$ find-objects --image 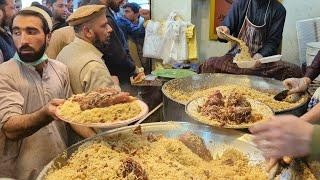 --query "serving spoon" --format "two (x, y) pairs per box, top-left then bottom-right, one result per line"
(273, 90), (300, 103)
